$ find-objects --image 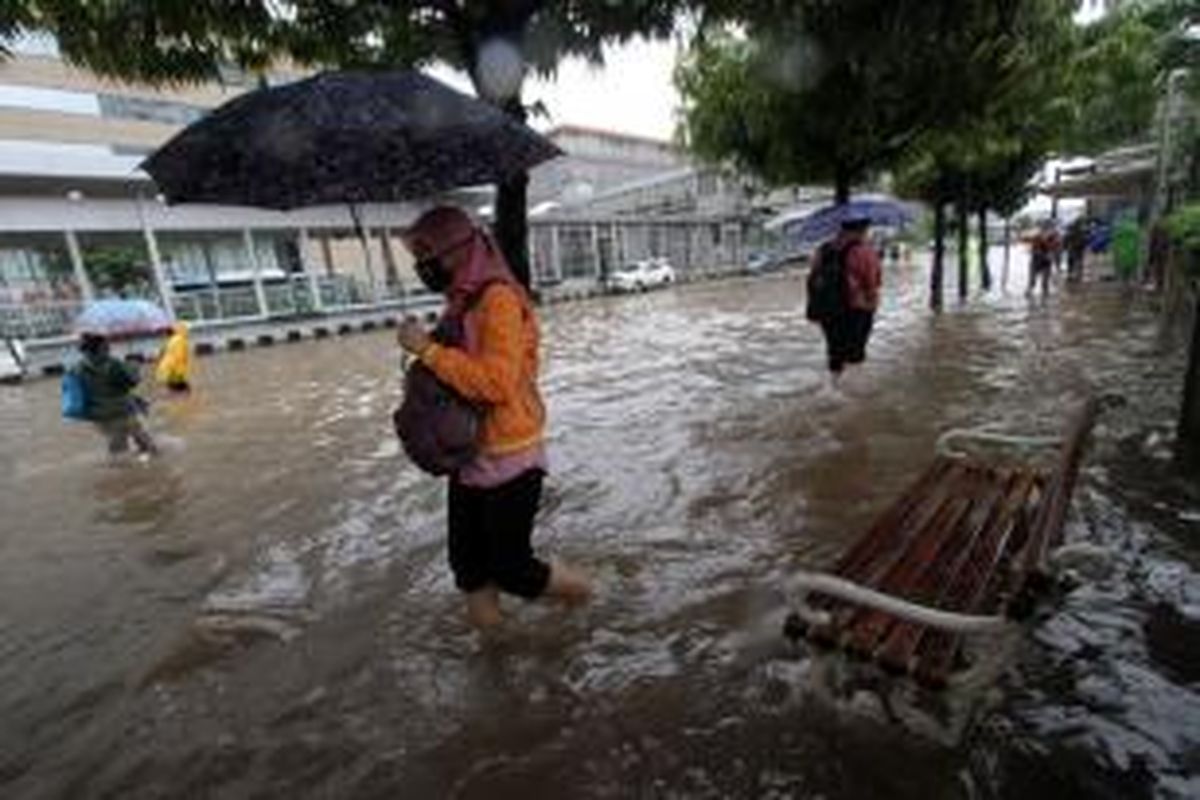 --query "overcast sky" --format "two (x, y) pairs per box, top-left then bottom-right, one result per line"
(431, 37), (682, 143)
